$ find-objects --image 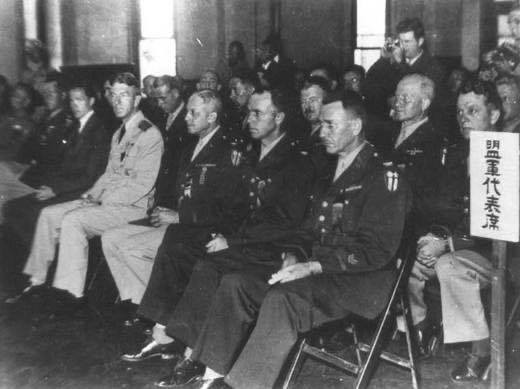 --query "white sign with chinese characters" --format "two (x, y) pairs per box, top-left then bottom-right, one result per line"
(470, 131), (519, 242)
